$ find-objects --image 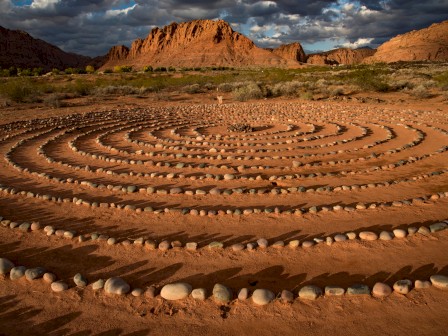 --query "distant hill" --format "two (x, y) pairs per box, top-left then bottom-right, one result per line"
(0, 26), (94, 71)
(363, 20), (448, 63)
(2, 19), (448, 72)
(306, 47), (376, 65)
